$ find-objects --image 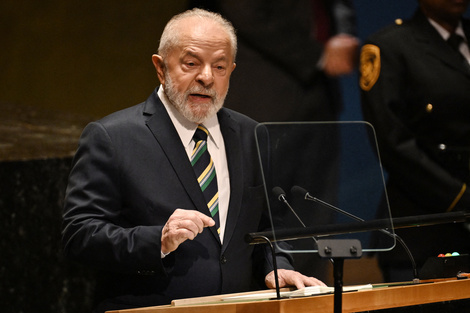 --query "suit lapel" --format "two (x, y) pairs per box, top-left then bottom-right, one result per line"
(218, 109), (244, 252)
(144, 91), (221, 242)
